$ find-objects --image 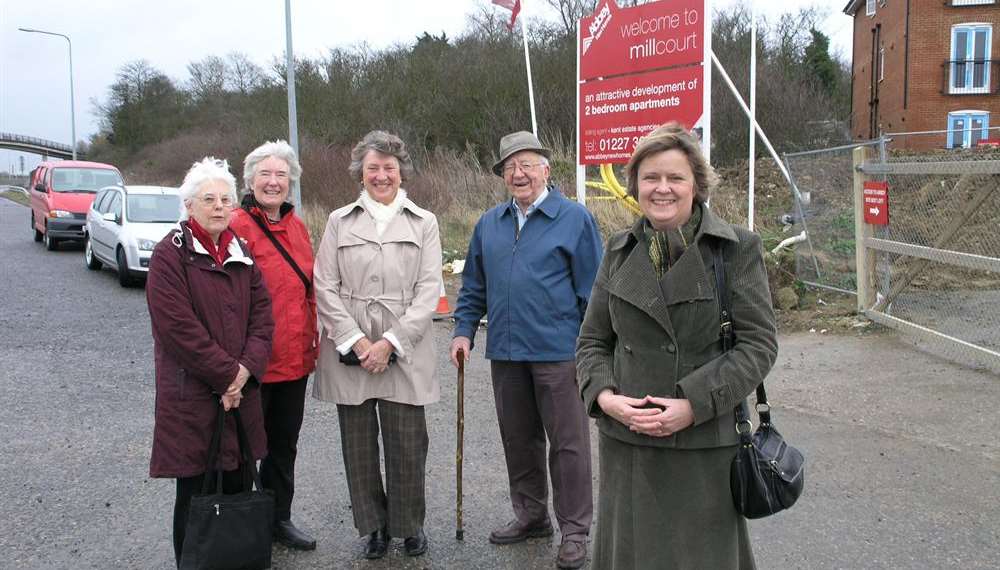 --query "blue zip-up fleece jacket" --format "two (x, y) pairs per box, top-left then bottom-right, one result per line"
(453, 188), (604, 362)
